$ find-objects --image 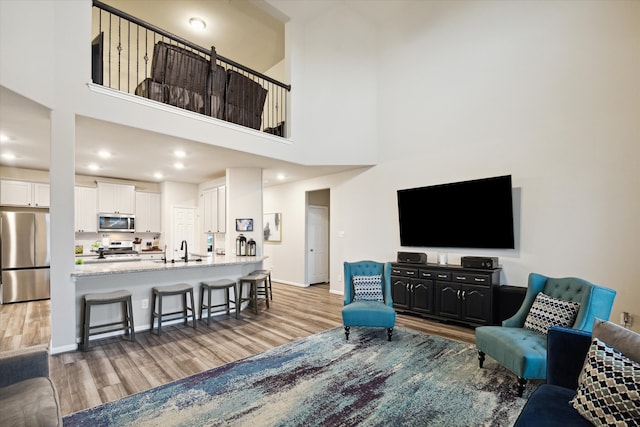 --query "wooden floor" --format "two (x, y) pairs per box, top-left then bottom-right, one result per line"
(0, 282), (476, 416)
